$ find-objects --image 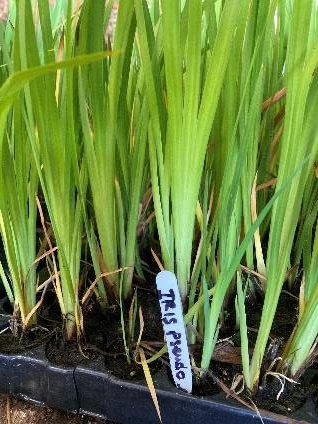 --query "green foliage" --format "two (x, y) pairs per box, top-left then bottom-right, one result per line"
(0, 0), (317, 393)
